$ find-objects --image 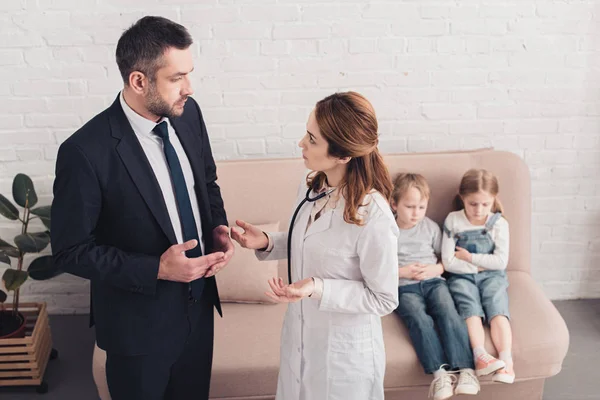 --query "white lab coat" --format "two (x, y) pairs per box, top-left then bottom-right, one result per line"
(257, 184), (399, 400)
